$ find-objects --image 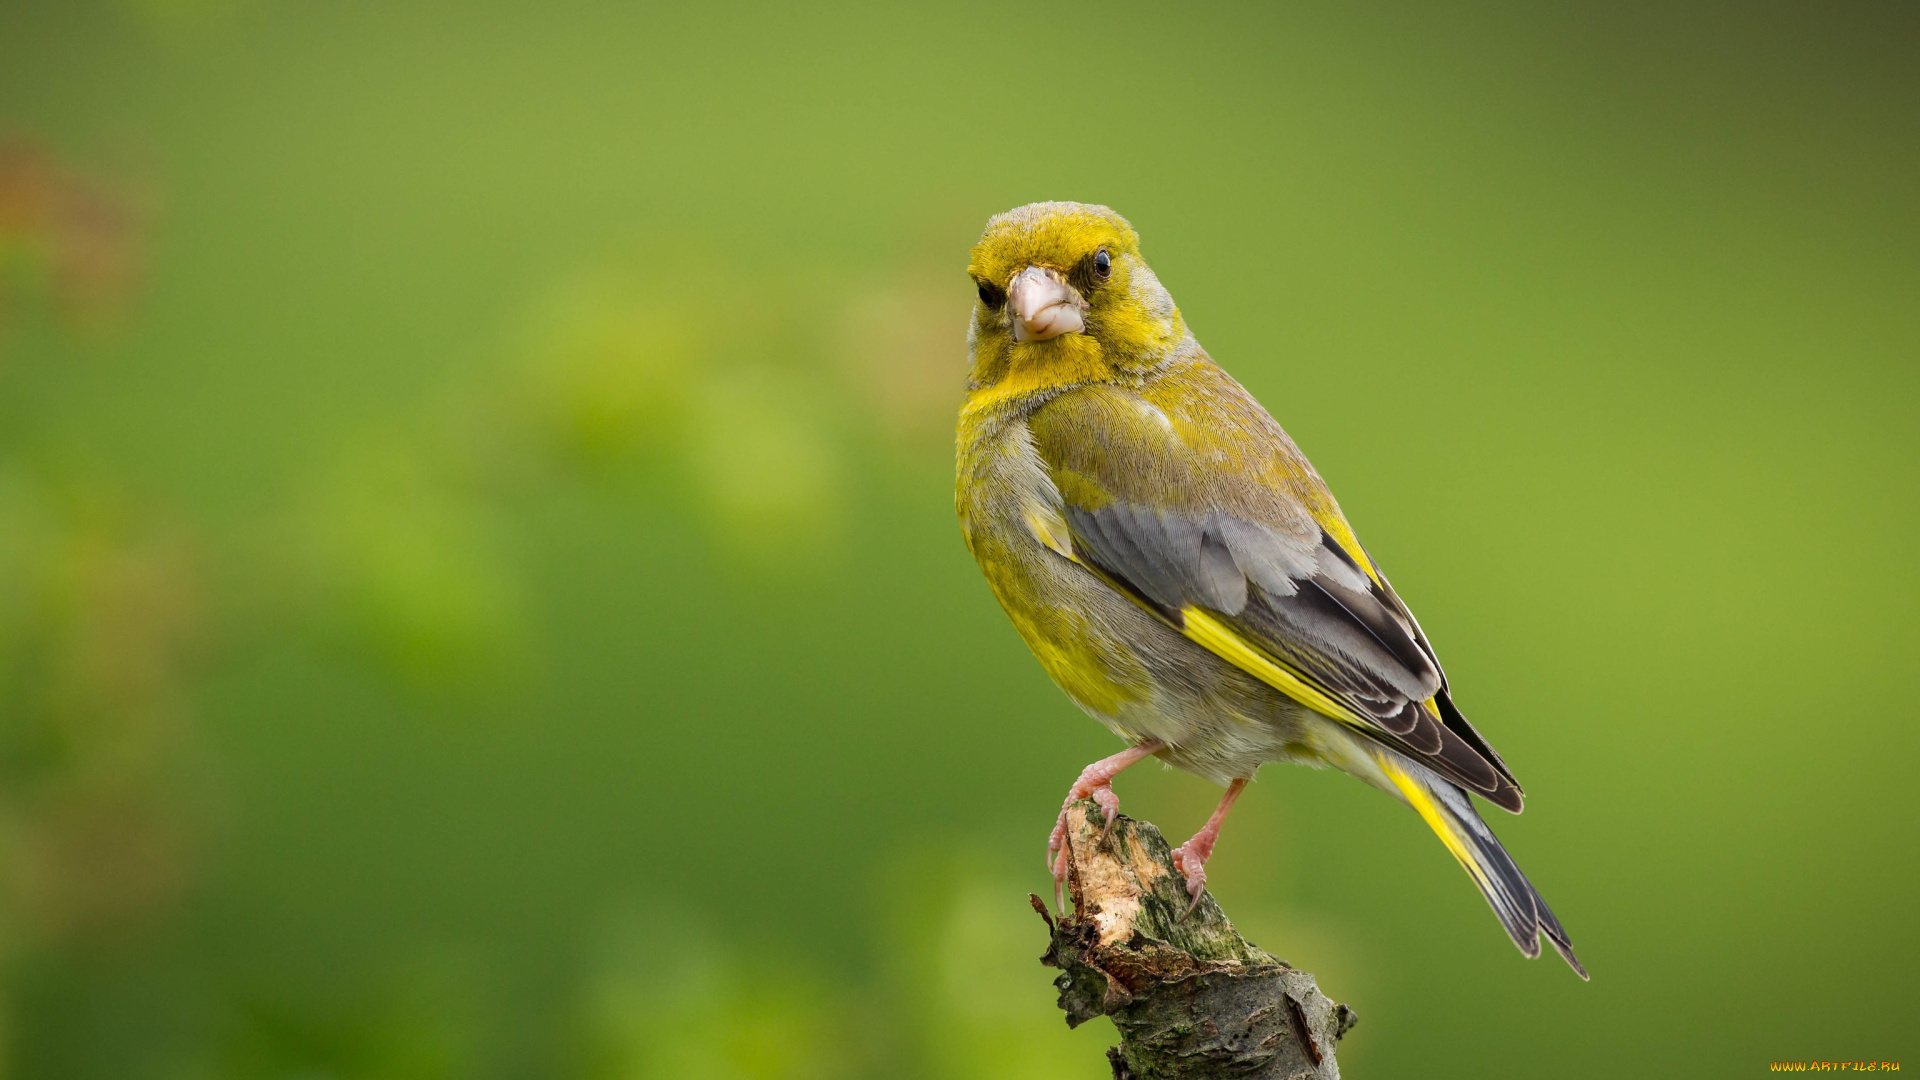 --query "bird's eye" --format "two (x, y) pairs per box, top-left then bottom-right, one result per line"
(1093, 248), (1112, 280)
(976, 279), (1005, 309)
